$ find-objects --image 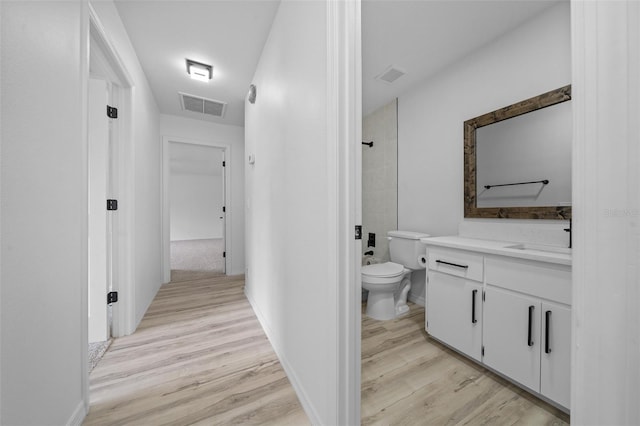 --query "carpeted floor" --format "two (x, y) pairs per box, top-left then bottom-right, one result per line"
(88, 339), (112, 372)
(170, 238), (225, 282)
